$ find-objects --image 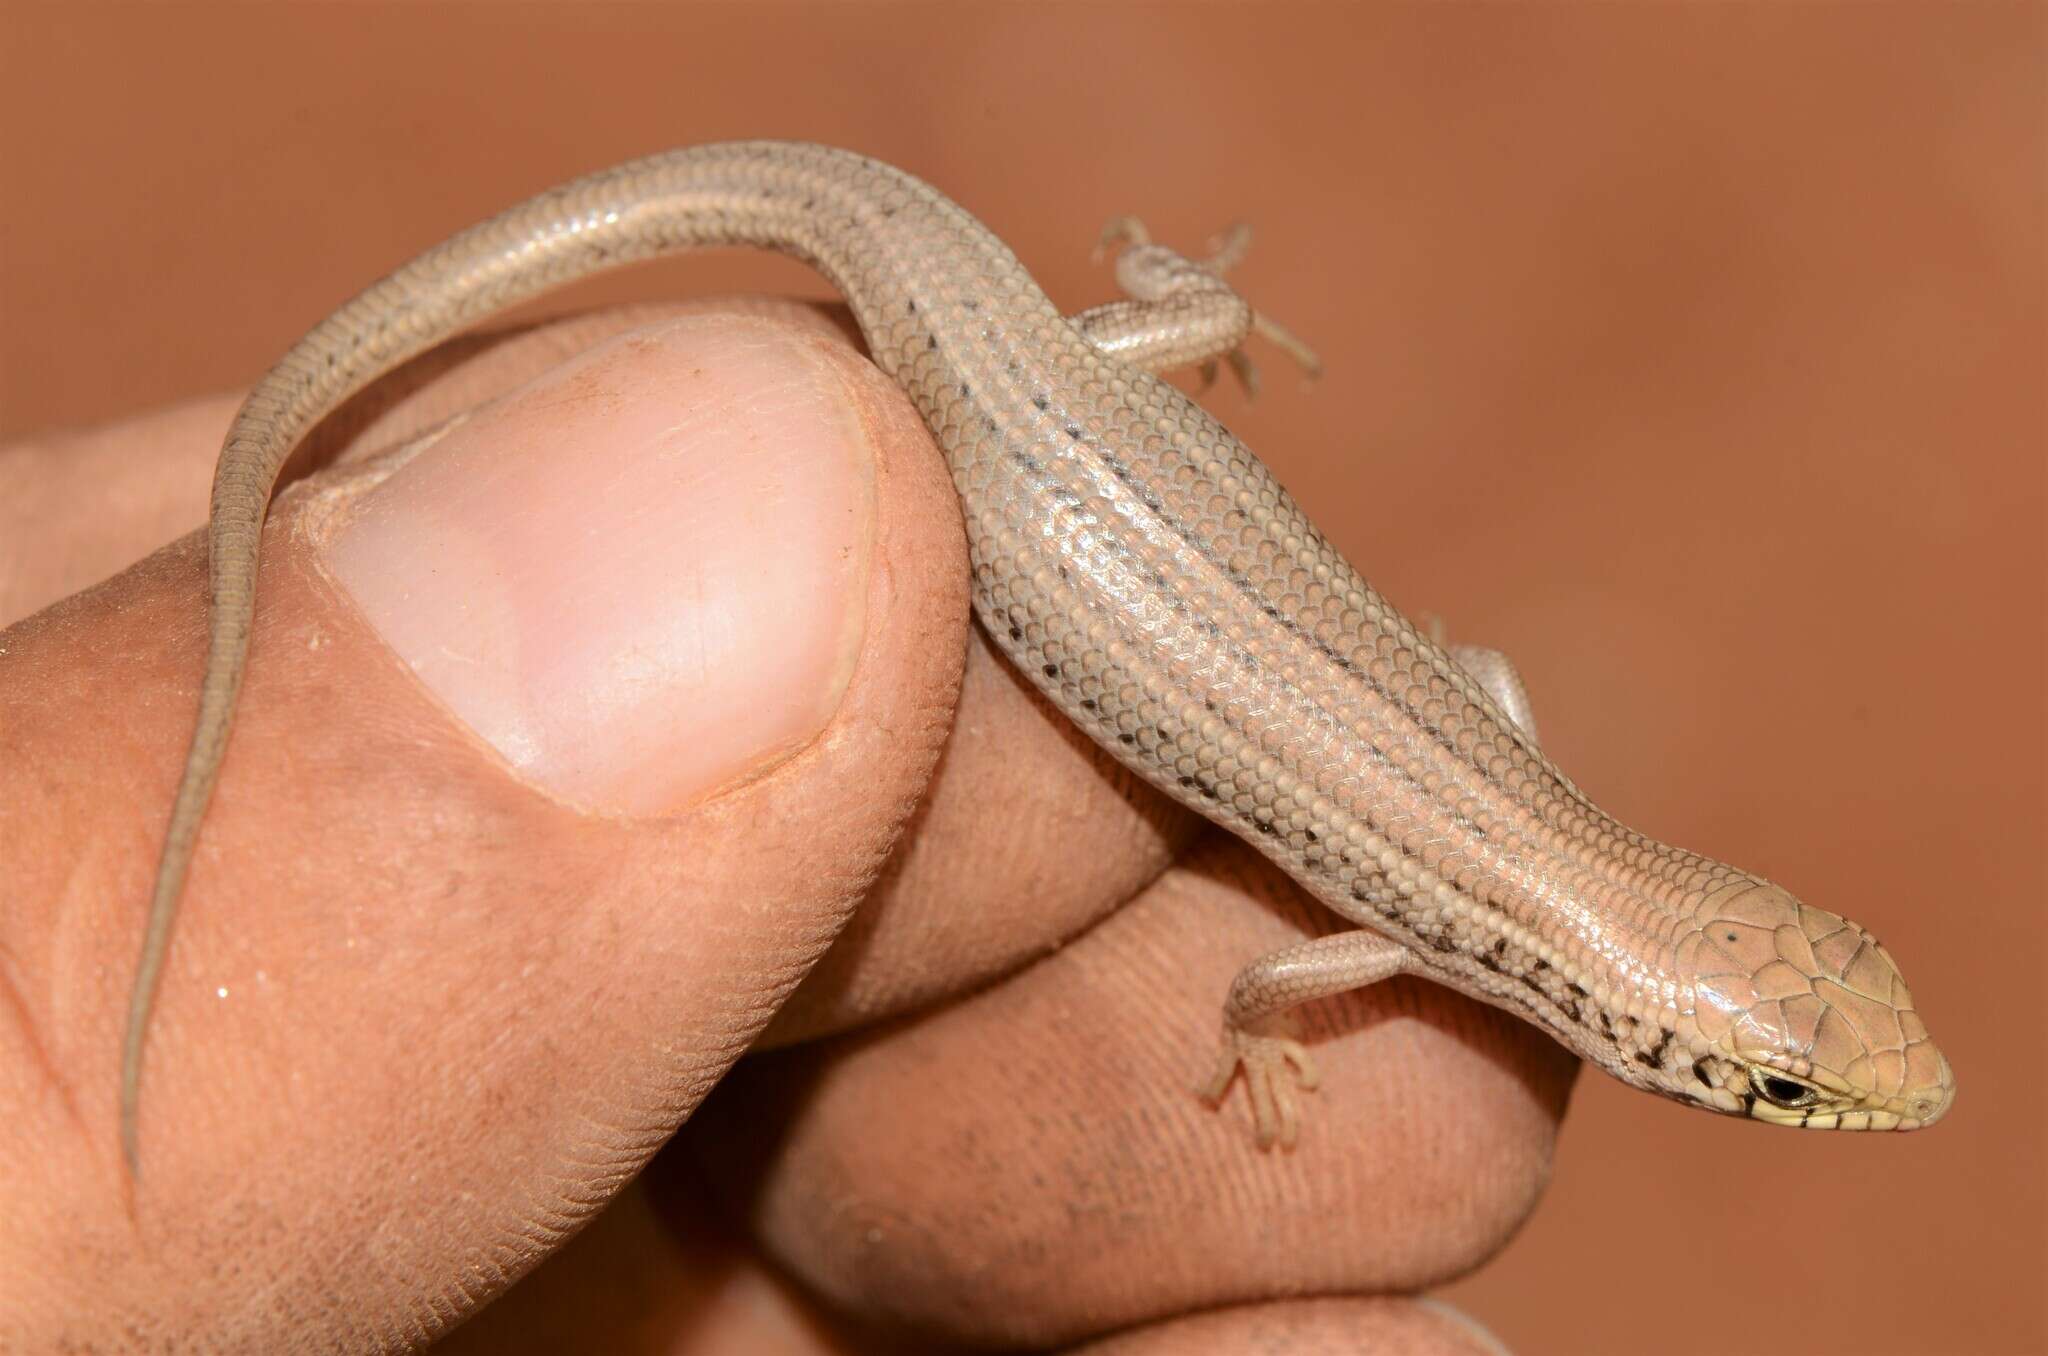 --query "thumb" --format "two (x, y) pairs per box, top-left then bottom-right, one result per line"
(0, 314), (968, 1349)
